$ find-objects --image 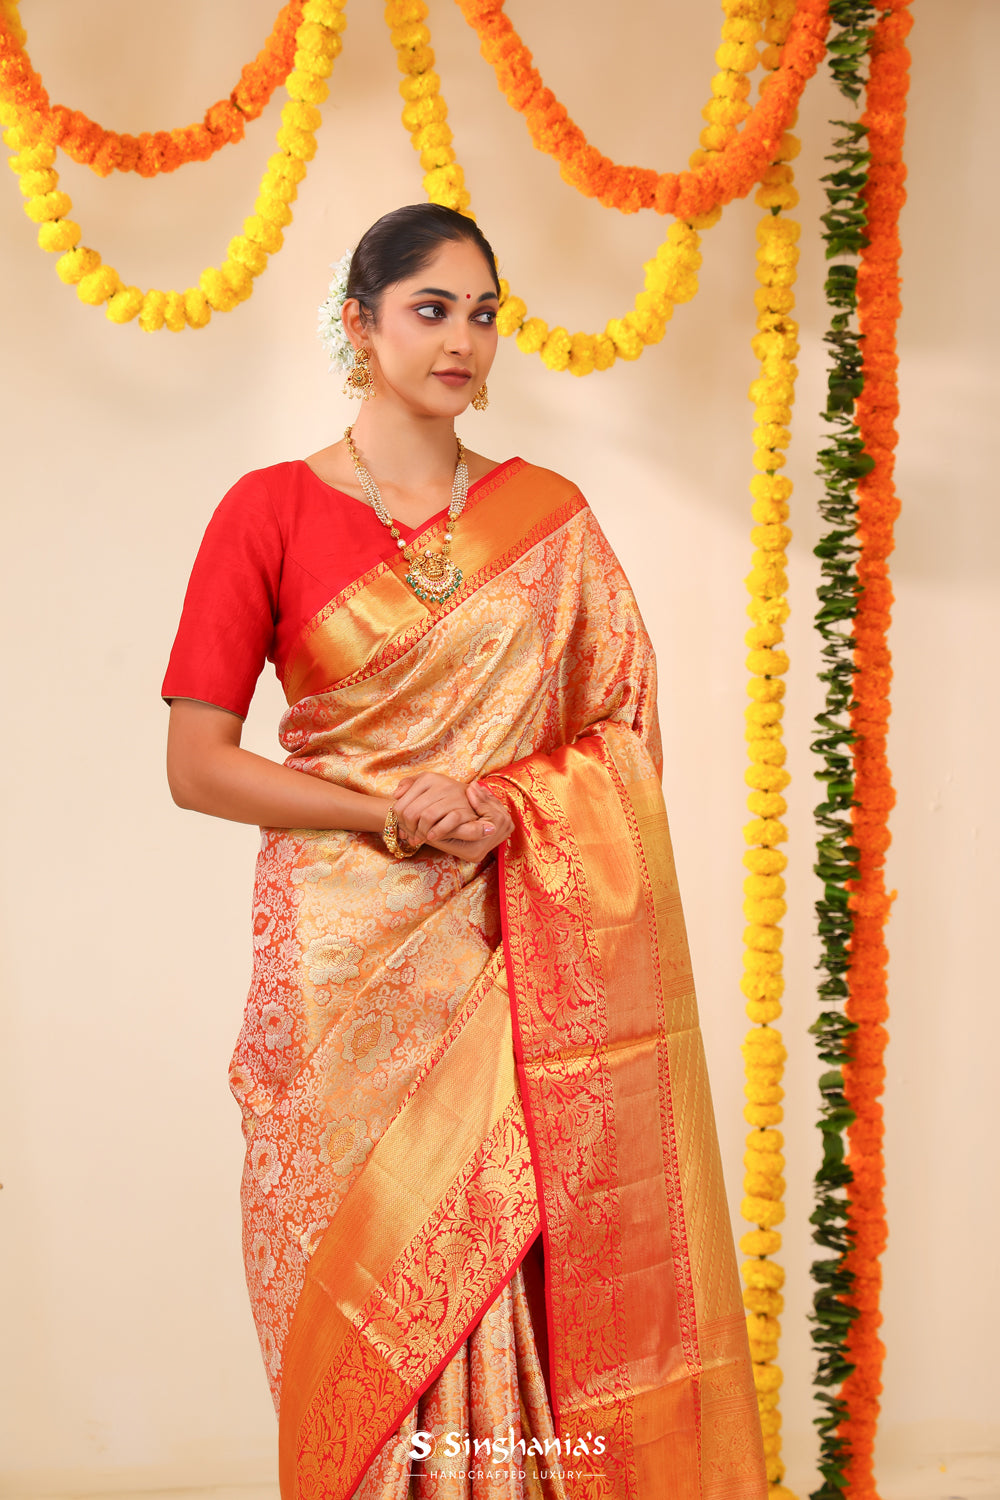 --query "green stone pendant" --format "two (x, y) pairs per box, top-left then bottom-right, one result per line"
(405, 549), (463, 604)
